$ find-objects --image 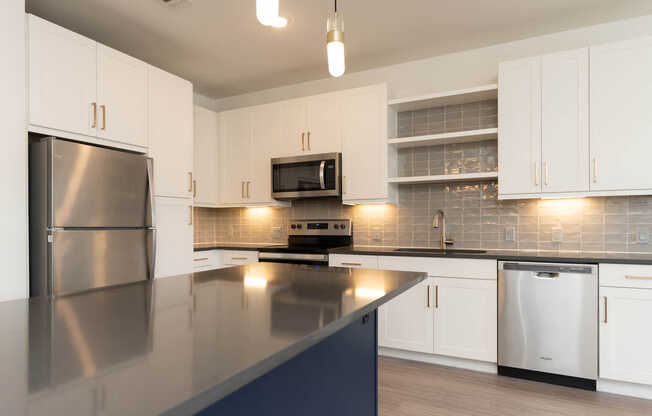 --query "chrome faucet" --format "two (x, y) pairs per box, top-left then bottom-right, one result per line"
(432, 210), (454, 249)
